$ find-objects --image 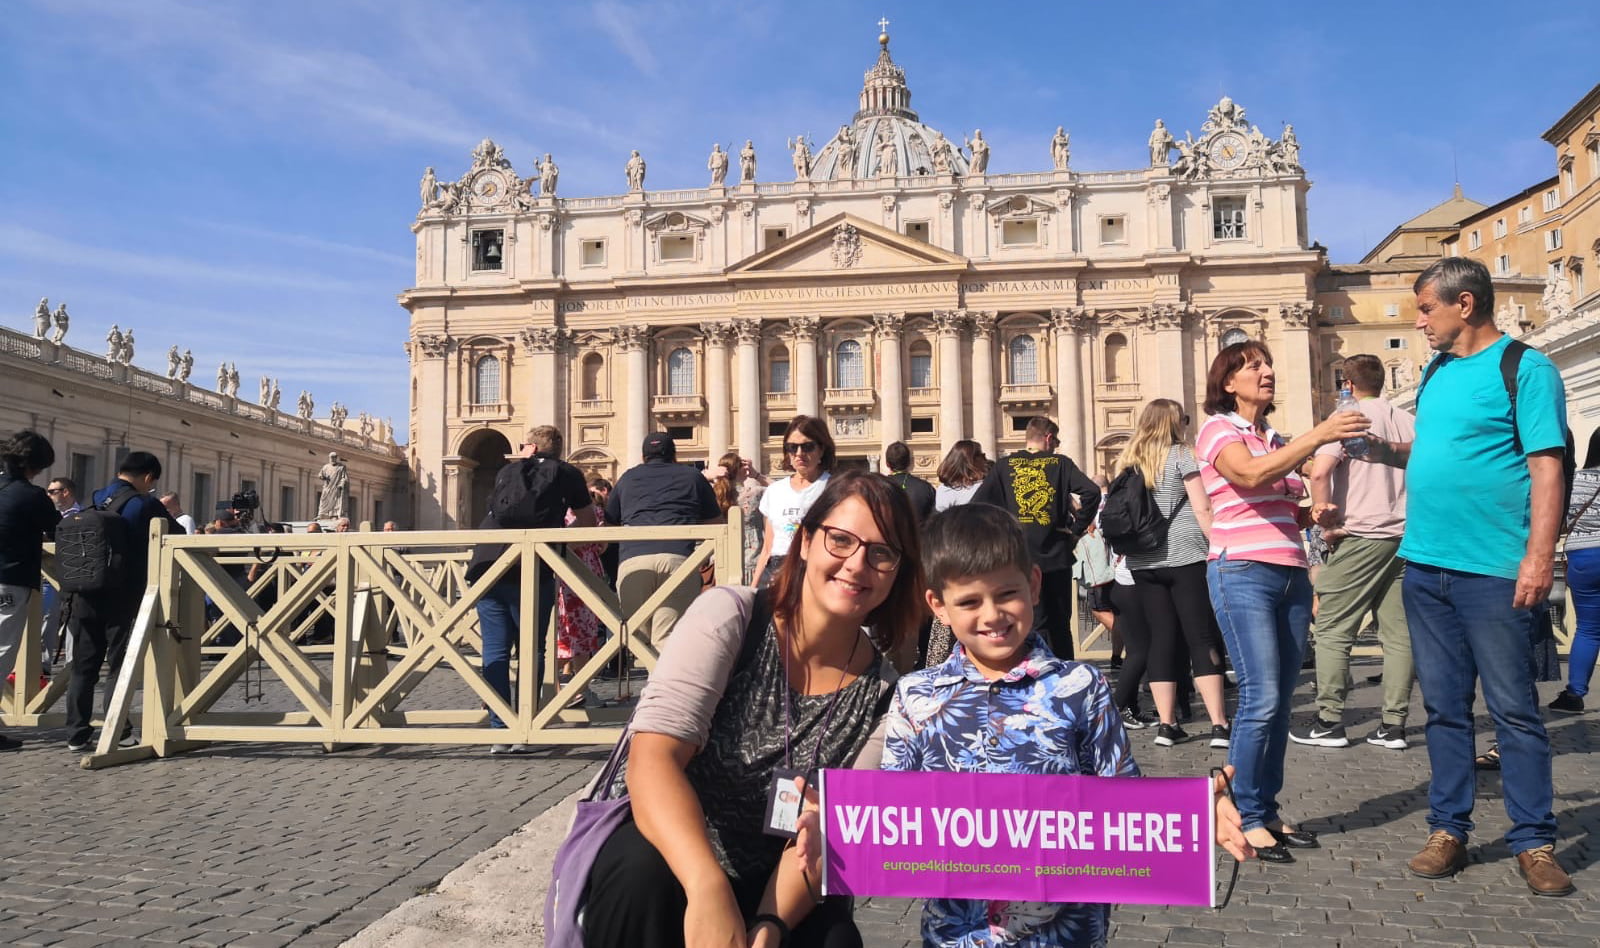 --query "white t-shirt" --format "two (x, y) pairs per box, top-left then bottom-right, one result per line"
(758, 472), (831, 557)
(176, 514), (197, 535)
(934, 482), (981, 511)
